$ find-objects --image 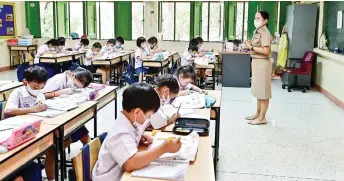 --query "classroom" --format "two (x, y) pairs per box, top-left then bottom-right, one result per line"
(0, 1), (343, 181)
